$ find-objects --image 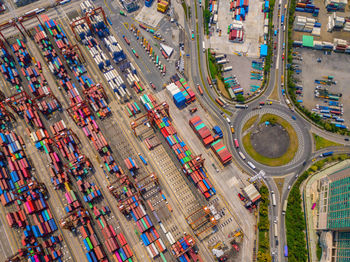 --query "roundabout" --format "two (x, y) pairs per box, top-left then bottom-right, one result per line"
(242, 113), (298, 166)
(234, 105), (312, 175)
